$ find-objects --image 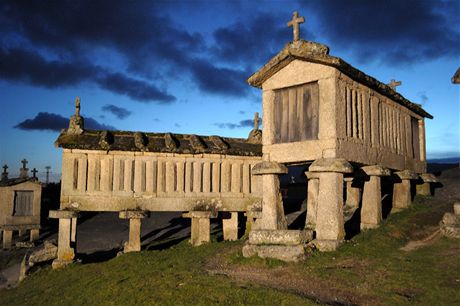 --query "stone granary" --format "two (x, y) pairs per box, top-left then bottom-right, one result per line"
(0, 161), (42, 249)
(51, 12), (436, 266)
